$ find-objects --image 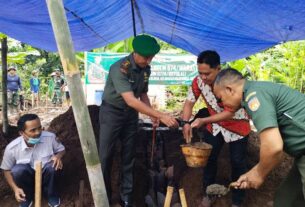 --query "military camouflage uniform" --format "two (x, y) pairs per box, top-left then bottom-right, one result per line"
(52, 76), (64, 105)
